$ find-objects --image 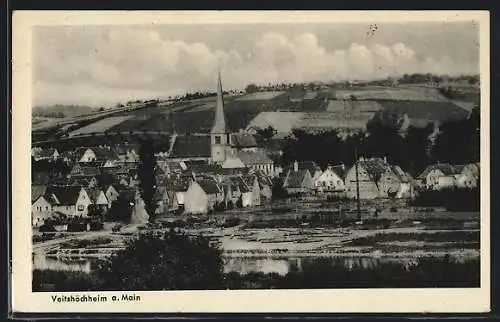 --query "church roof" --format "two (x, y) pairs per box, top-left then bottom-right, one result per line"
(169, 135), (212, 159)
(211, 71), (230, 134)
